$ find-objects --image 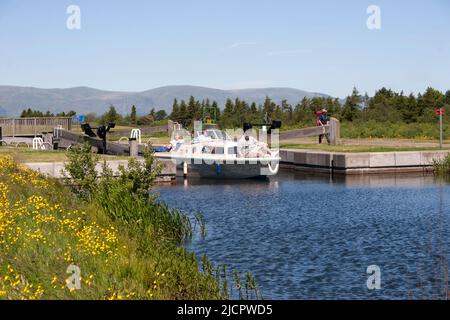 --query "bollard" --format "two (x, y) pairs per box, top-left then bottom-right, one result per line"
(129, 138), (138, 157)
(183, 161), (188, 179)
